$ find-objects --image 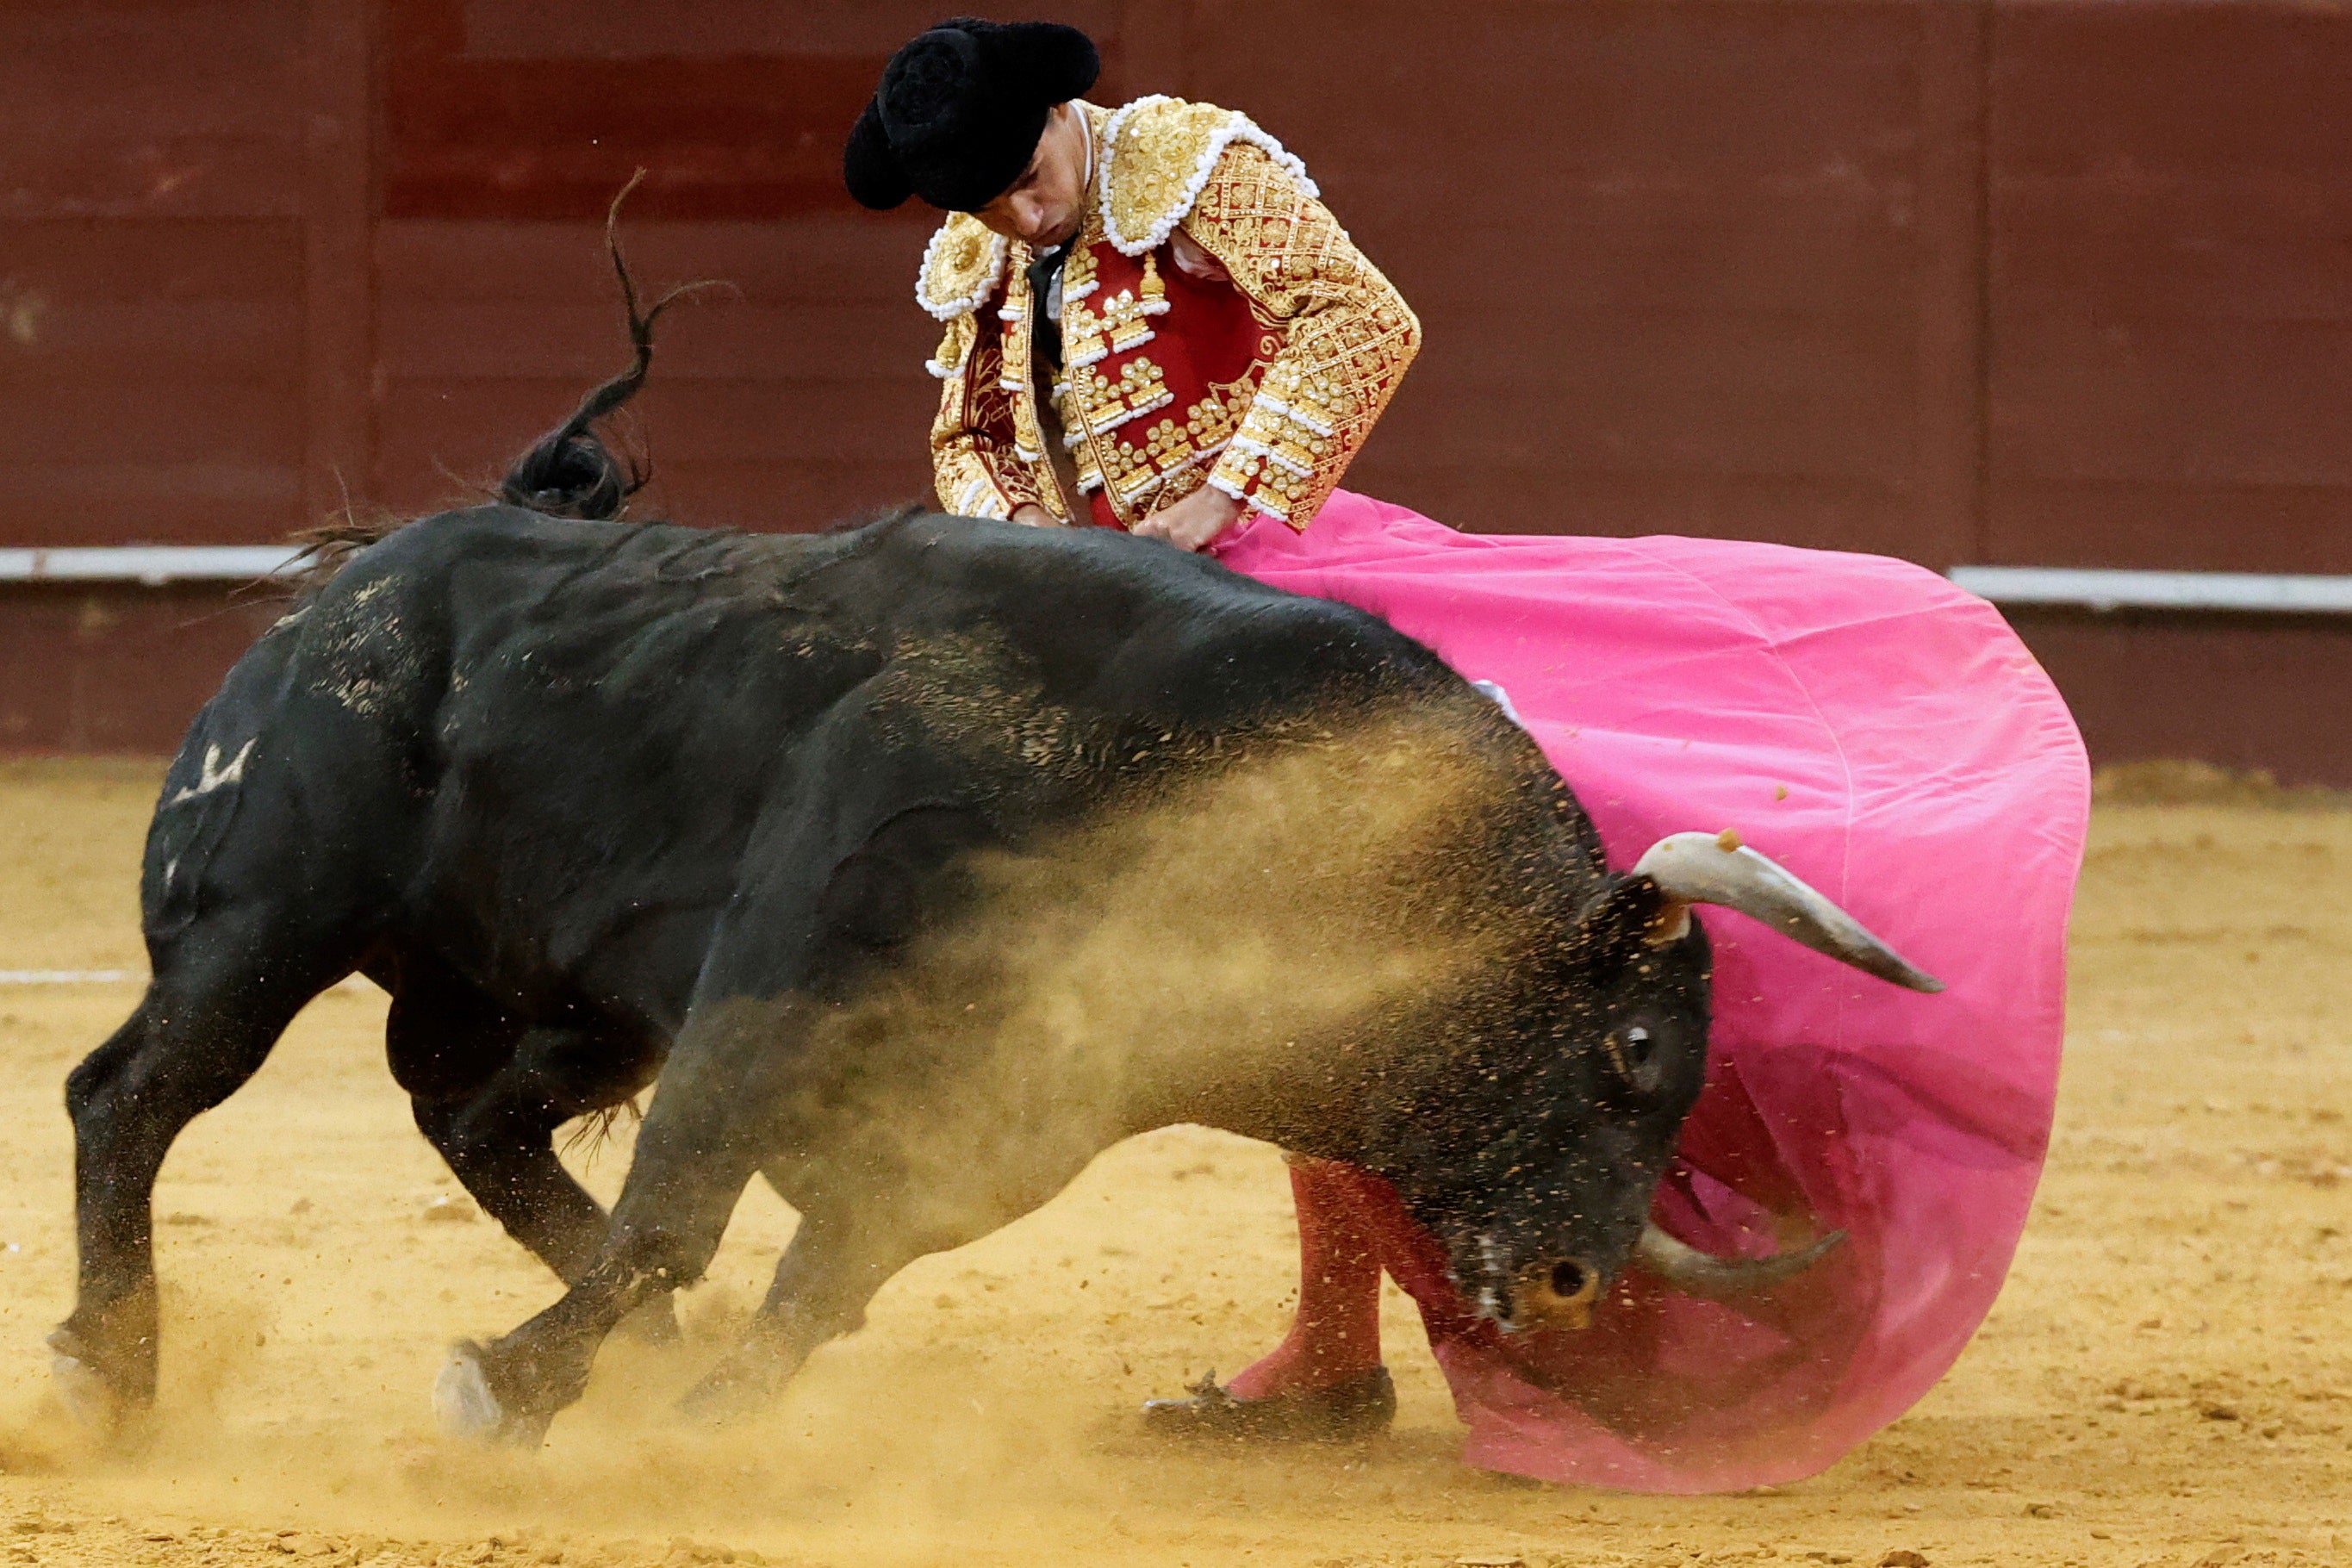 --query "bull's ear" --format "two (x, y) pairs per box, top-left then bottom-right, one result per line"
(1571, 873), (1677, 974)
